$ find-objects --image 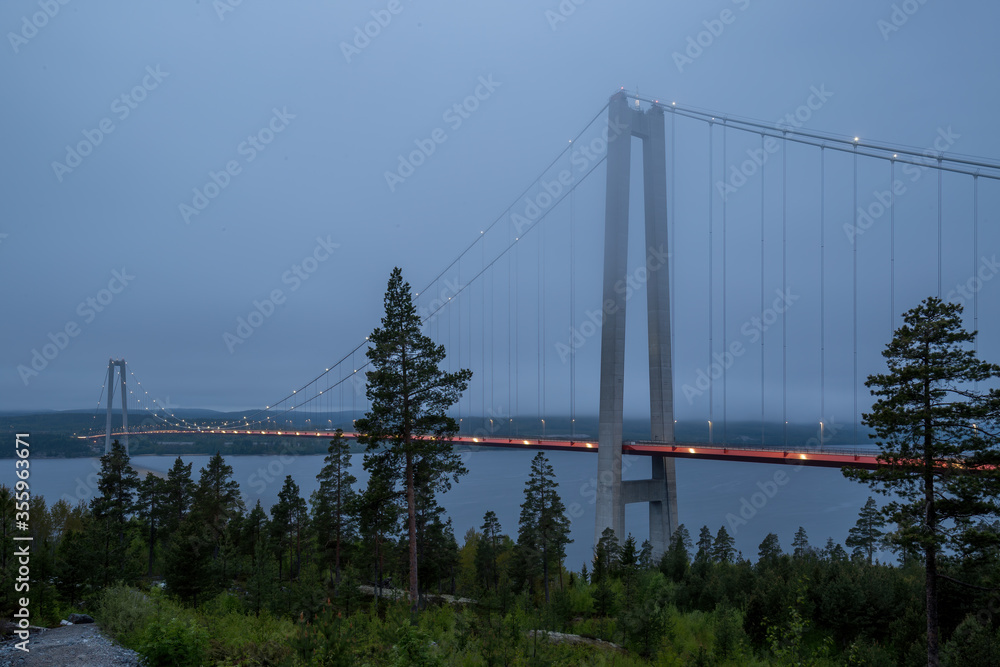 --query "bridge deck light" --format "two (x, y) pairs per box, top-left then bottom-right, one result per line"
(689, 447), (696, 454)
